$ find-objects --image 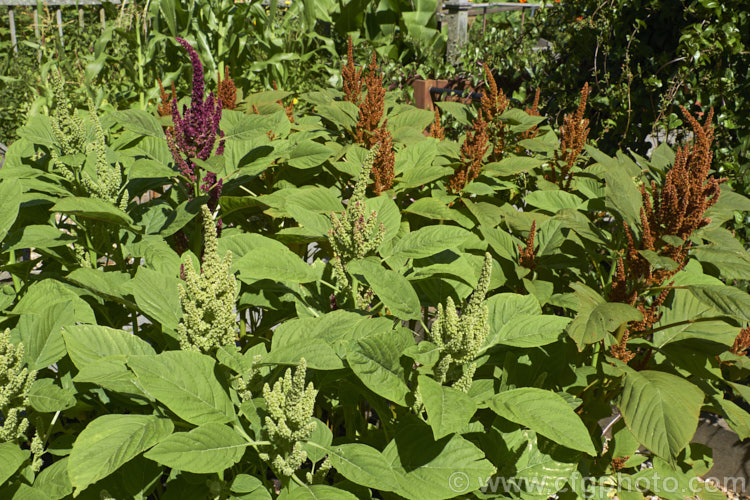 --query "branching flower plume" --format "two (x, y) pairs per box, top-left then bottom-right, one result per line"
(328, 147), (385, 308)
(167, 38), (225, 211)
(448, 111), (489, 194)
(342, 35), (363, 105)
(730, 327), (750, 356)
(272, 81), (295, 123)
(355, 52), (385, 148)
(260, 359), (318, 477)
(178, 205), (238, 354)
(520, 87), (542, 141)
(610, 106), (724, 362)
(48, 72), (127, 209)
(548, 83), (590, 191)
(480, 63), (509, 161)
(429, 253), (492, 392)
(517, 220), (538, 273)
(429, 107), (445, 140)
(157, 78), (176, 117)
(0, 329), (37, 443)
(49, 69), (86, 158)
(217, 66), (237, 110)
(371, 121), (394, 194)
(83, 101), (128, 210)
